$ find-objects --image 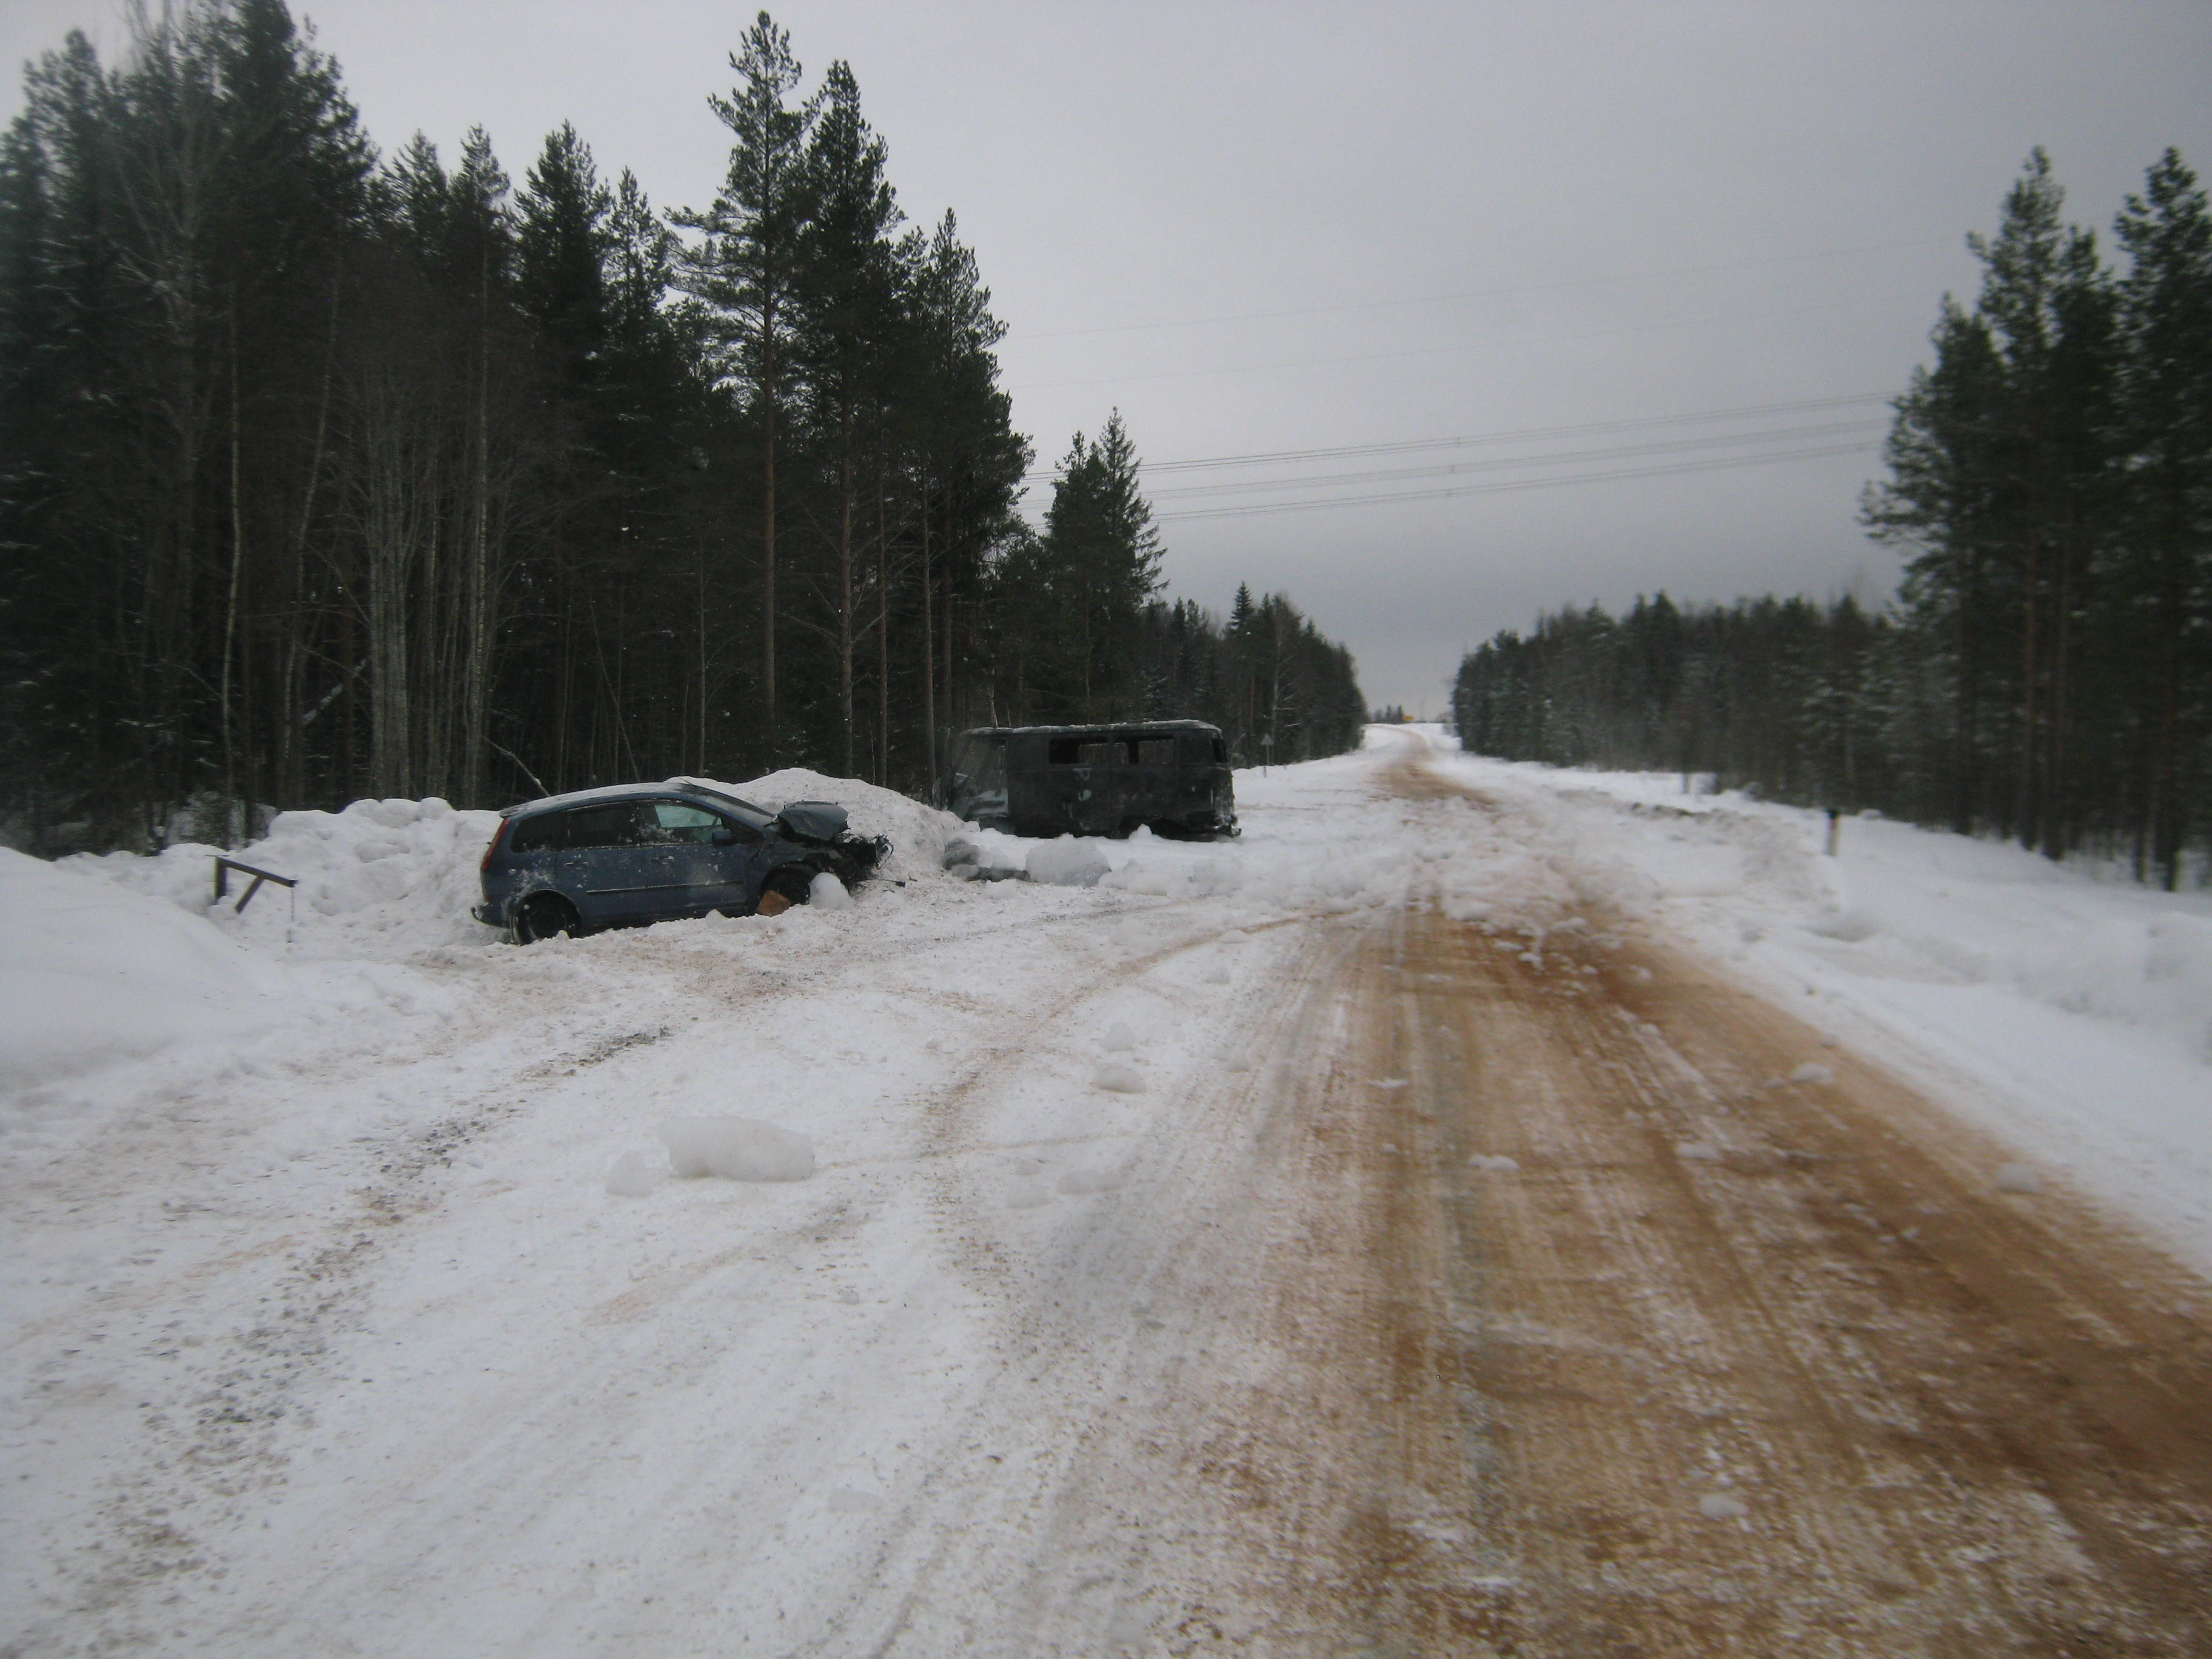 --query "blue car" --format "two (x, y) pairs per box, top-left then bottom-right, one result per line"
(473, 779), (888, 943)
